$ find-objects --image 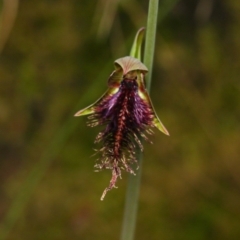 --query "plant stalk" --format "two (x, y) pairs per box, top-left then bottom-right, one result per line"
(120, 1), (159, 239)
